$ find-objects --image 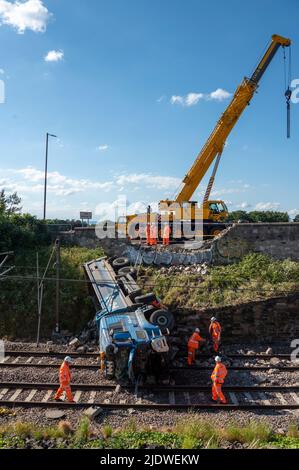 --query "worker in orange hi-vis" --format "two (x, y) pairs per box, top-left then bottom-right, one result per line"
(209, 317), (222, 353)
(54, 356), (75, 403)
(187, 328), (204, 365)
(211, 356), (228, 404)
(150, 224), (158, 246)
(146, 223), (151, 246)
(163, 224), (171, 246)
